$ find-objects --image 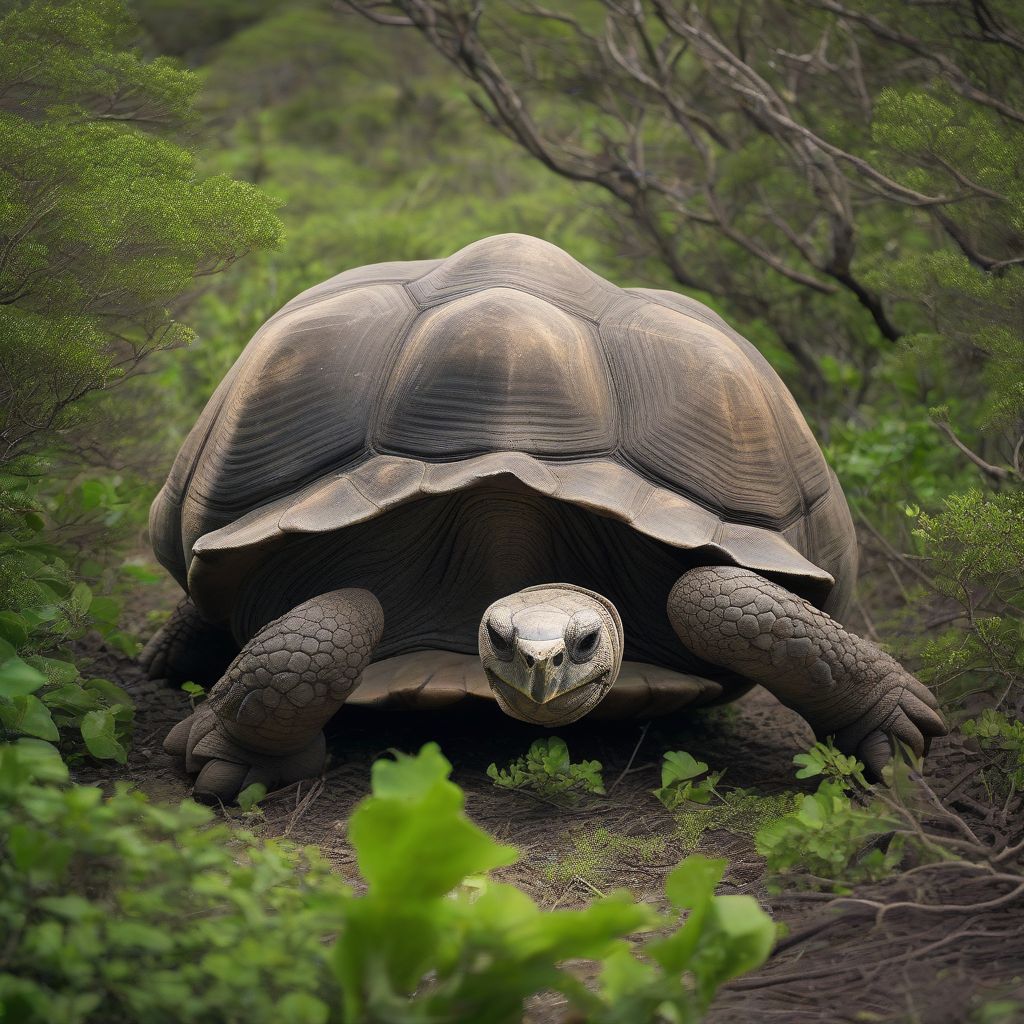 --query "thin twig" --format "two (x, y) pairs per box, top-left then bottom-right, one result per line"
(609, 722), (650, 794)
